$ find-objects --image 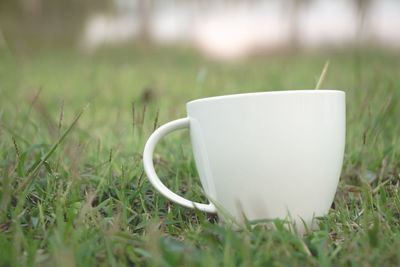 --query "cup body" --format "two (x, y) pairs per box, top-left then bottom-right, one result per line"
(187, 90), (345, 228)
